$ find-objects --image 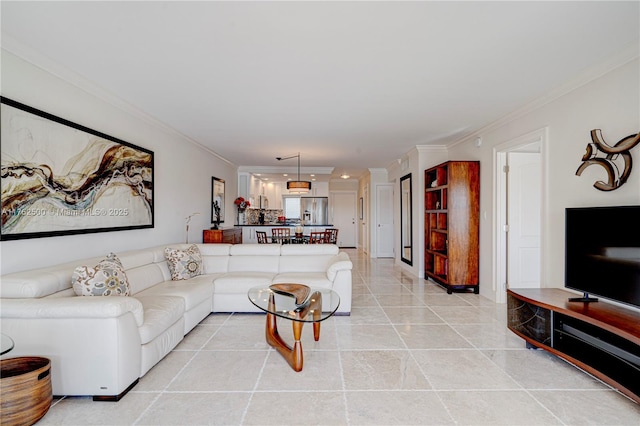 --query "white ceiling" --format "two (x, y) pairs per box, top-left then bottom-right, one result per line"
(2, 1), (638, 180)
